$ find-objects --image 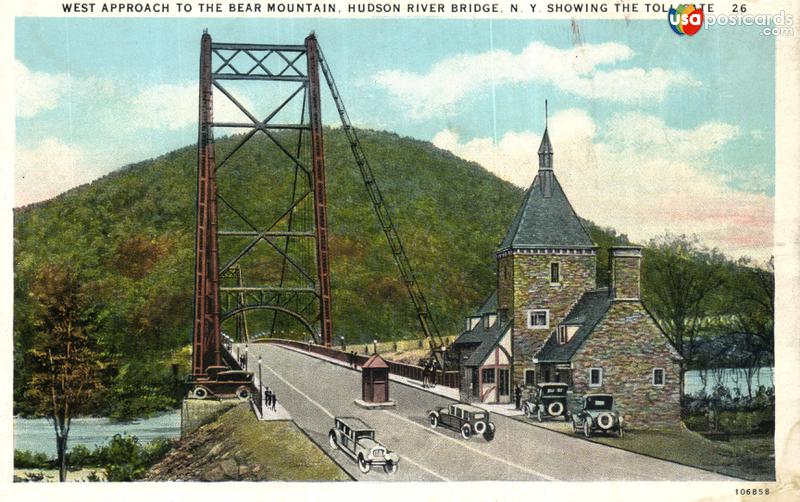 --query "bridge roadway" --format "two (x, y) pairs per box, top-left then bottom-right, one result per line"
(239, 343), (731, 482)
